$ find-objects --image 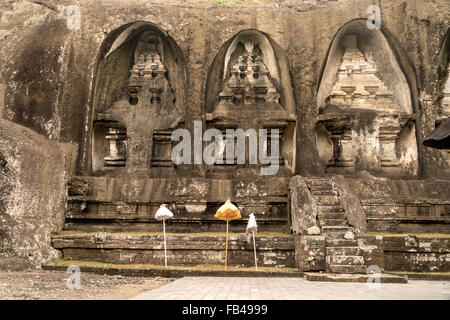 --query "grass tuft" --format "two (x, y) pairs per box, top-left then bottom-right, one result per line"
(365, 232), (450, 239)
